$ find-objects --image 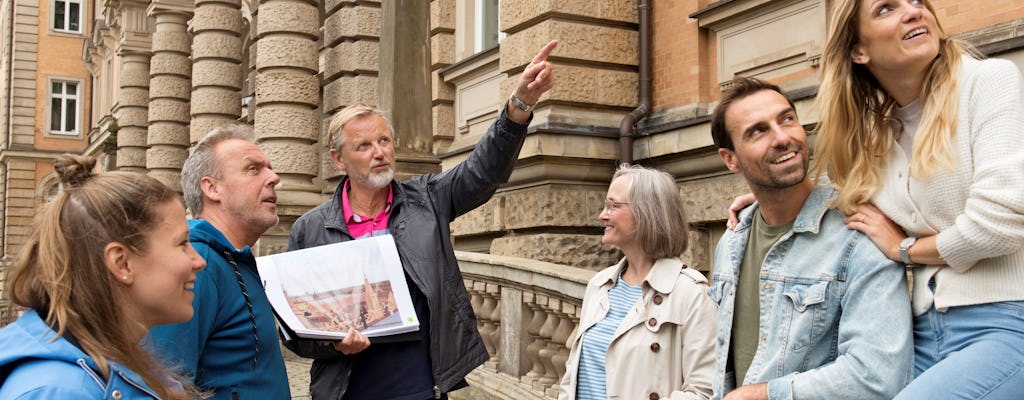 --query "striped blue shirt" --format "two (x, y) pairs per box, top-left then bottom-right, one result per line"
(575, 276), (643, 399)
